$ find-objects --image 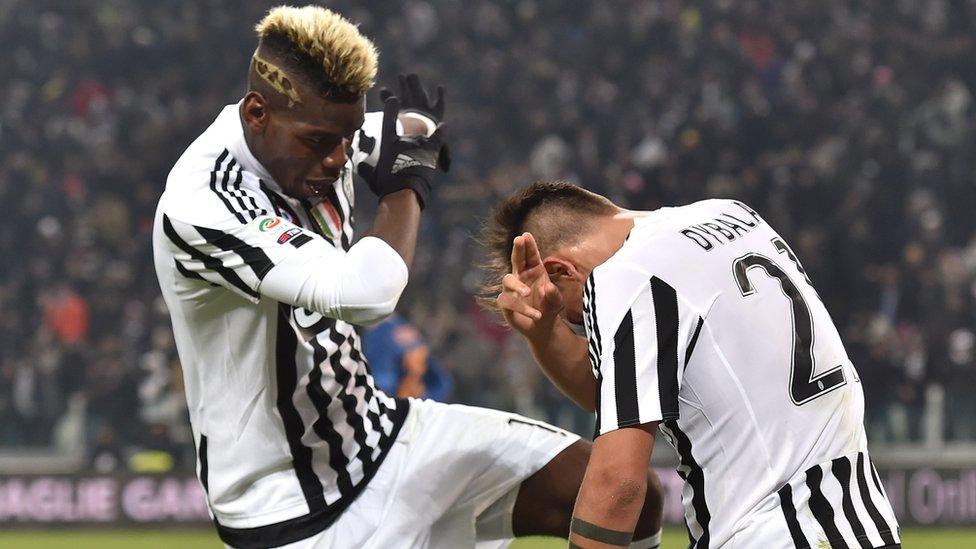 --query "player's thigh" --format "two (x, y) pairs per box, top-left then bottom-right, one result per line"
(387, 400), (579, 531)
(511, 438), (591, 537)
